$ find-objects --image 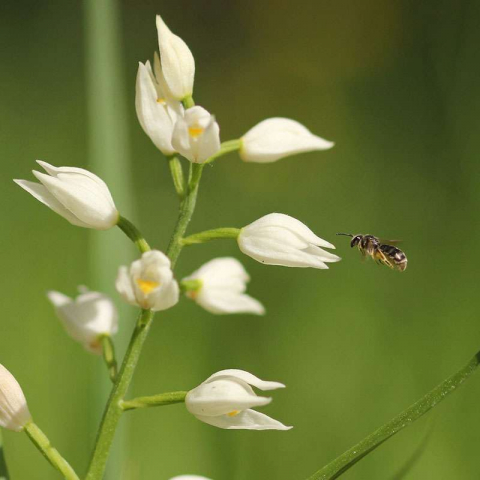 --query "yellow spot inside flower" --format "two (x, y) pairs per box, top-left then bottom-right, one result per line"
(157, 98), (166, 104)
(227, 410), (240, 417)
(136, 279), (160, 294)
(188, 126), (204, 138)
